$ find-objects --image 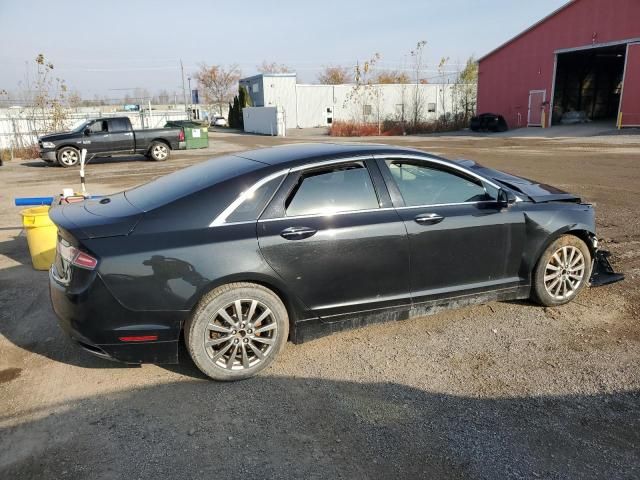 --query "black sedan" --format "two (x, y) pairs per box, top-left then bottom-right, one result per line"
(49, 143), (622, 380)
